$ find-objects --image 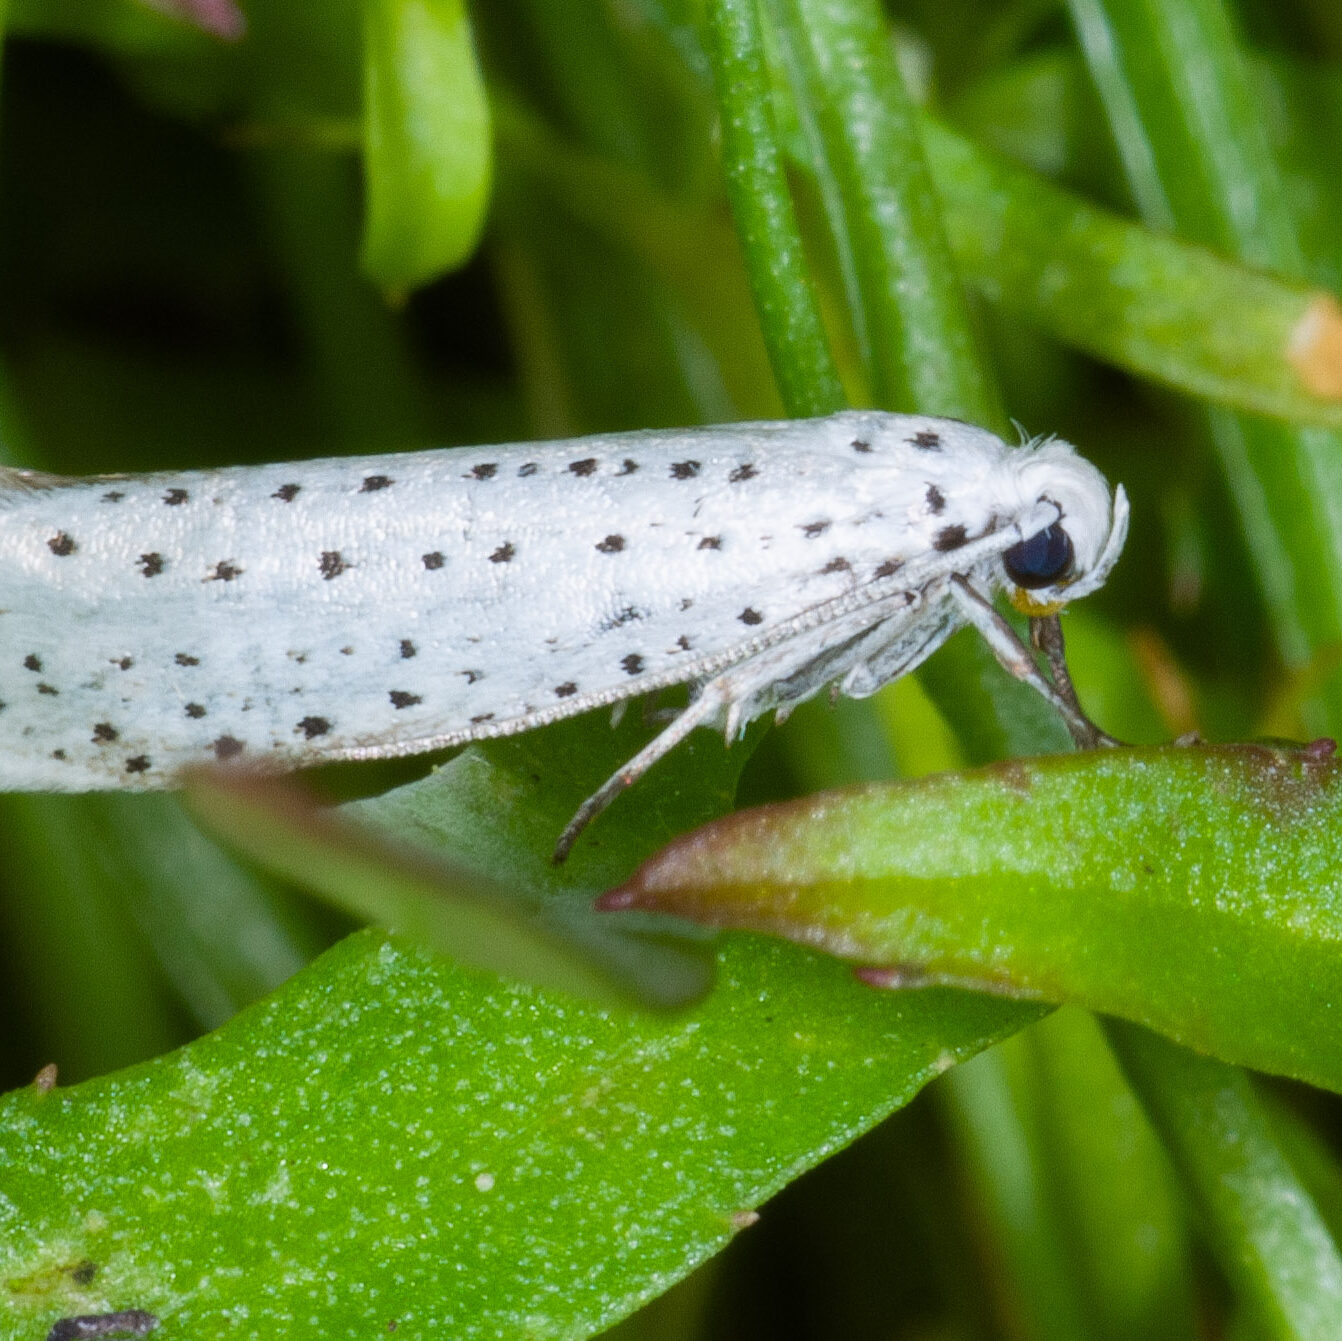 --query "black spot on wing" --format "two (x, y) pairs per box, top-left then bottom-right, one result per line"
(739, 607), (764, 625)
(125, 755), (151, 774)
(925, 484), (946, 514)
(617, 459), (639, 476)
(554, 681), (578, 698)
(600, 606), (646, 634)
(319, 550), (349, 580)
(273, 483), (302, 502)
(802, 520), (830, 539)
(48, 532), (77, 557)
(489, 543), (515, 564)
(138, 552), (165, 577)
(212, 735), (245, 760)
(518, 462), (539, 477)
(102, 490), (125, 503)
(163, 487), (189, 506)
(175, 652), (200, 666)
(92, 722), (119, 743)
(621, 653), (645, 675)
(821, 557), (852, 574)
(459, 669), (484, 684)
(595, 534), (626, 554)
(297, 716), (331, 738)
(423, 551), (445, 570)
(468, 463), (496, 480)
(934, 525), (968, 552)
(185, 703), (207, 719)
(875, 559), (903, 578)
(569, 458), (598, 477)
(670, 460), (701, 480)
(851, 438), (872, 453)
(910, 430), (942, 451)
(113, 657), (133, 670)
(23, 654), (40, 672)
(361, 474), (394, 492)
(207, 560), (243, 582)
(400, 639), (417, 659)
(729, 463), (758, 483)
(698, 536), (722, 551)
(390, 690), (422, 709)
(37, 683), (58, 695)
